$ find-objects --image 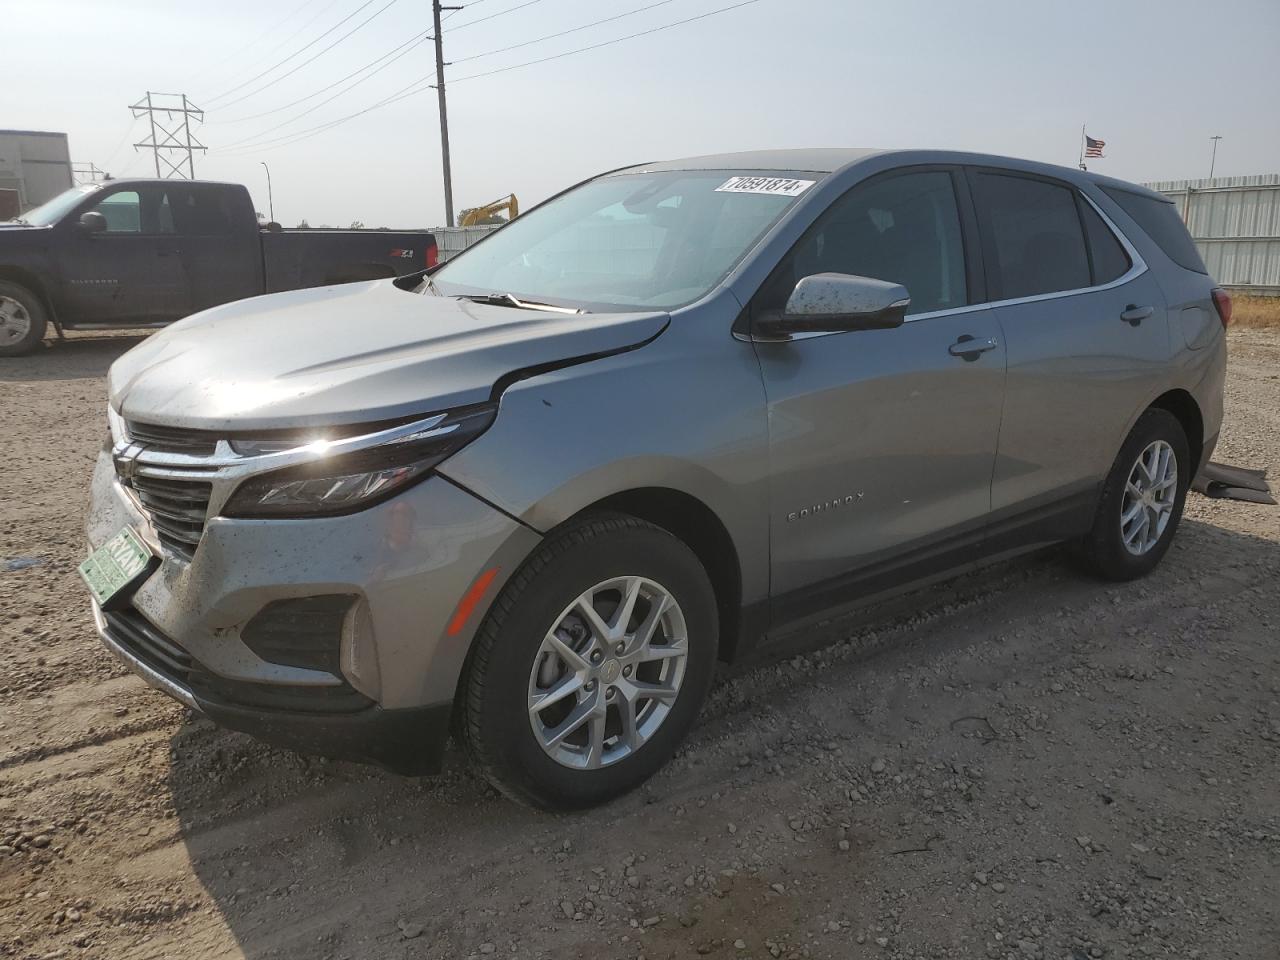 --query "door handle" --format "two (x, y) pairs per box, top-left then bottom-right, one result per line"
(1121, 304), (1153, 326)
(949, 334), (998, 361)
